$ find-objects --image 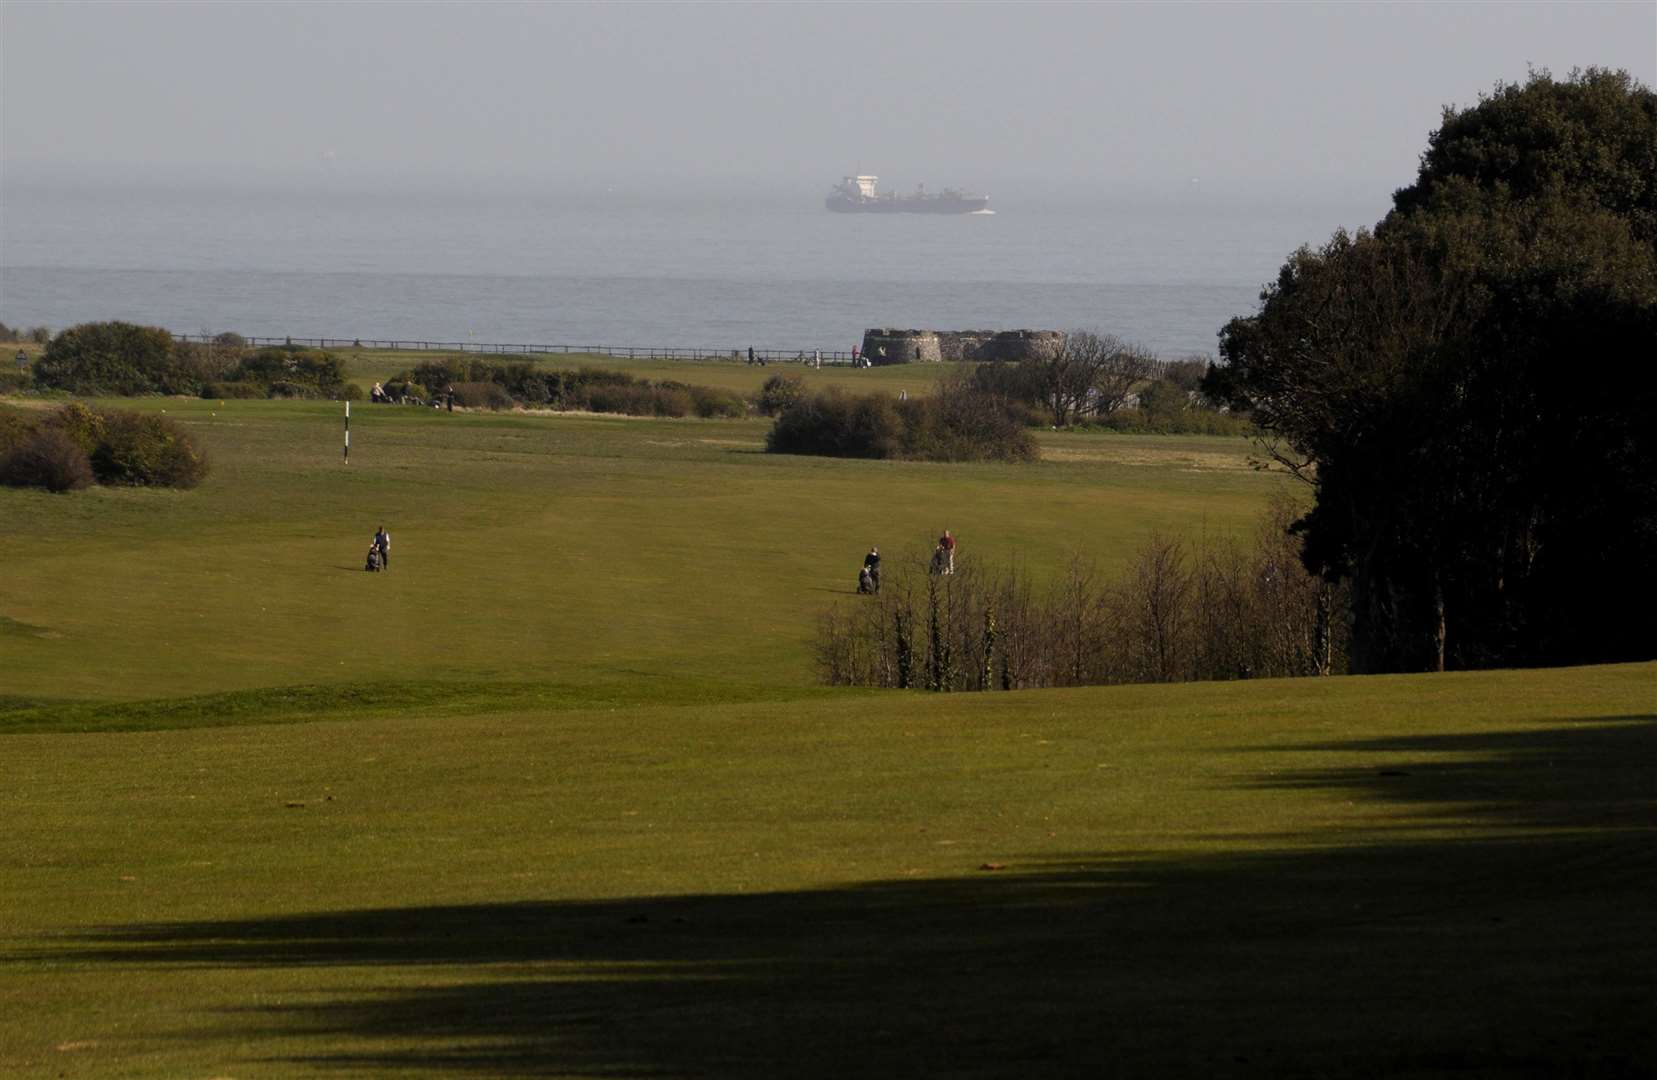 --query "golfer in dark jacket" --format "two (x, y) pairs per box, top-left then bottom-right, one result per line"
(863, 547), (881, 593)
